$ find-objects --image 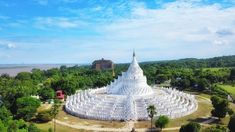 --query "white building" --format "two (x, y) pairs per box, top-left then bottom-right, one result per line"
(65, 52), (198, 121)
